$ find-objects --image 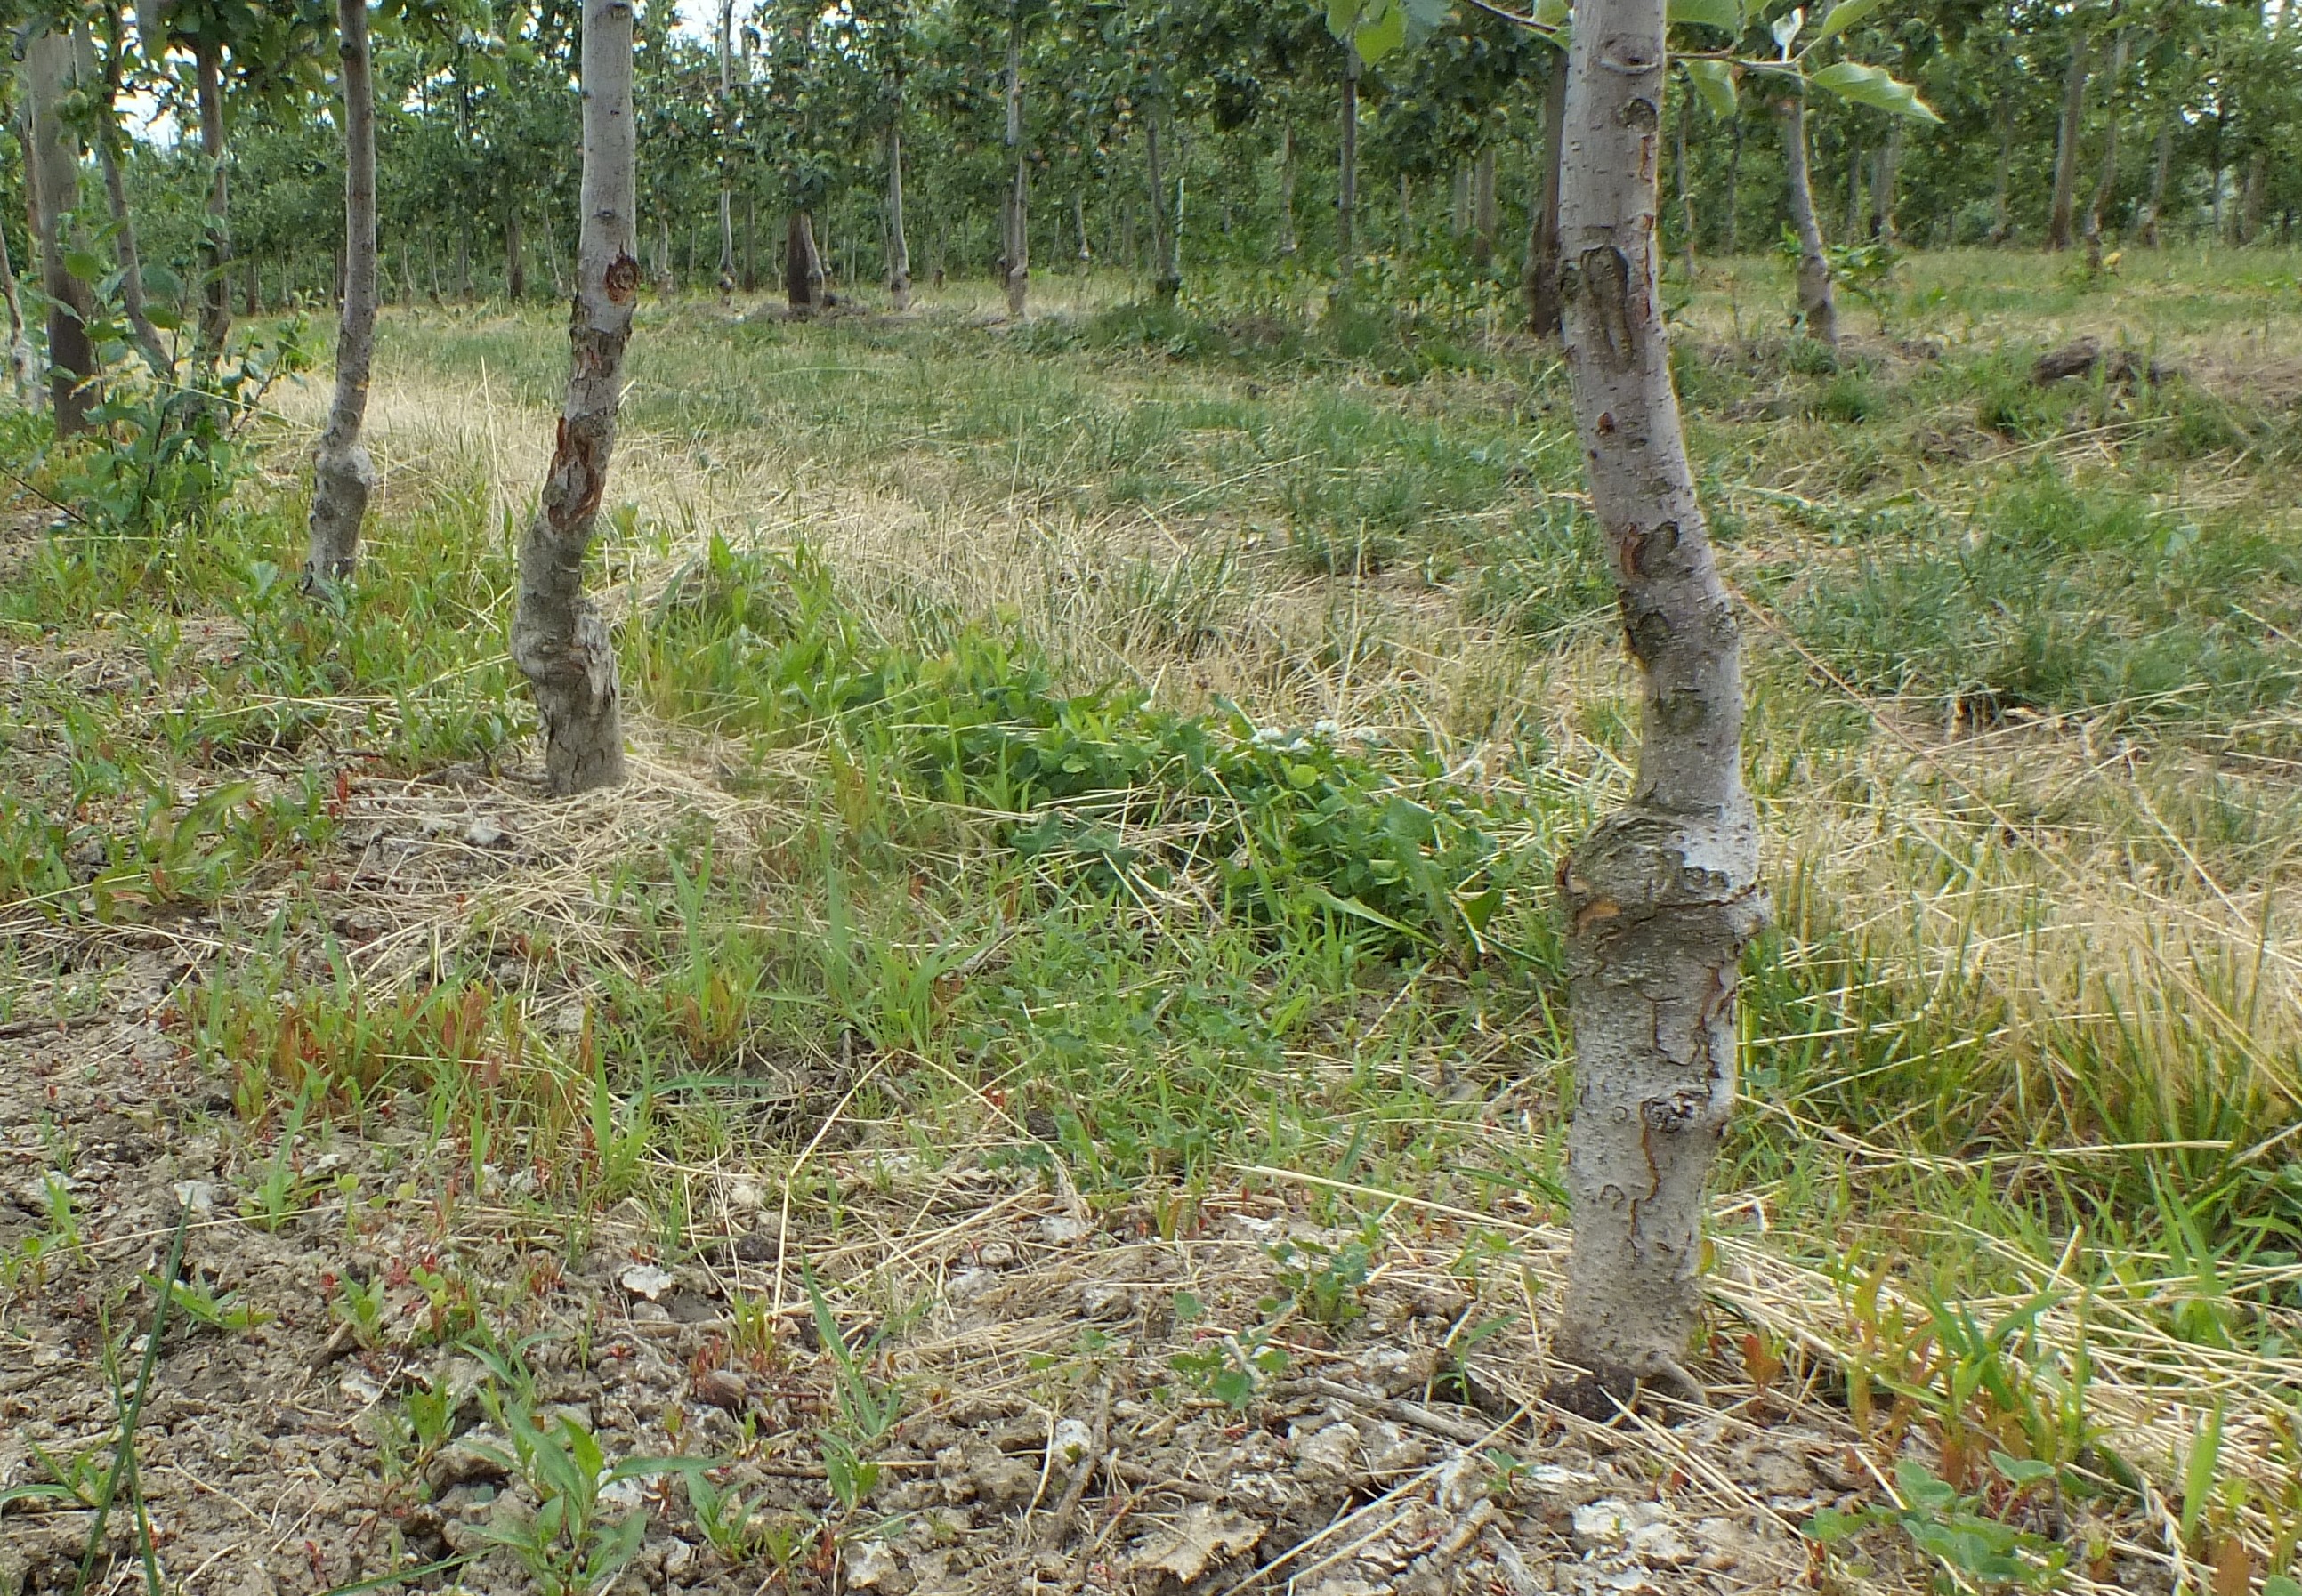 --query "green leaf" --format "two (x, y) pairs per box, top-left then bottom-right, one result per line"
(1989, 1451), (2057, 1487)
(1356, 1), (1408, 62)
(1532, 0), (1569, 25)
(2261, 1578), (2302, 1596)
(1667, 0), (1740, 30)
(1808, 60), (1941, 121)
(1684, 57), (1739, 116)
(62, 249), (105, 284)
(1810, 0), (1887, 44)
